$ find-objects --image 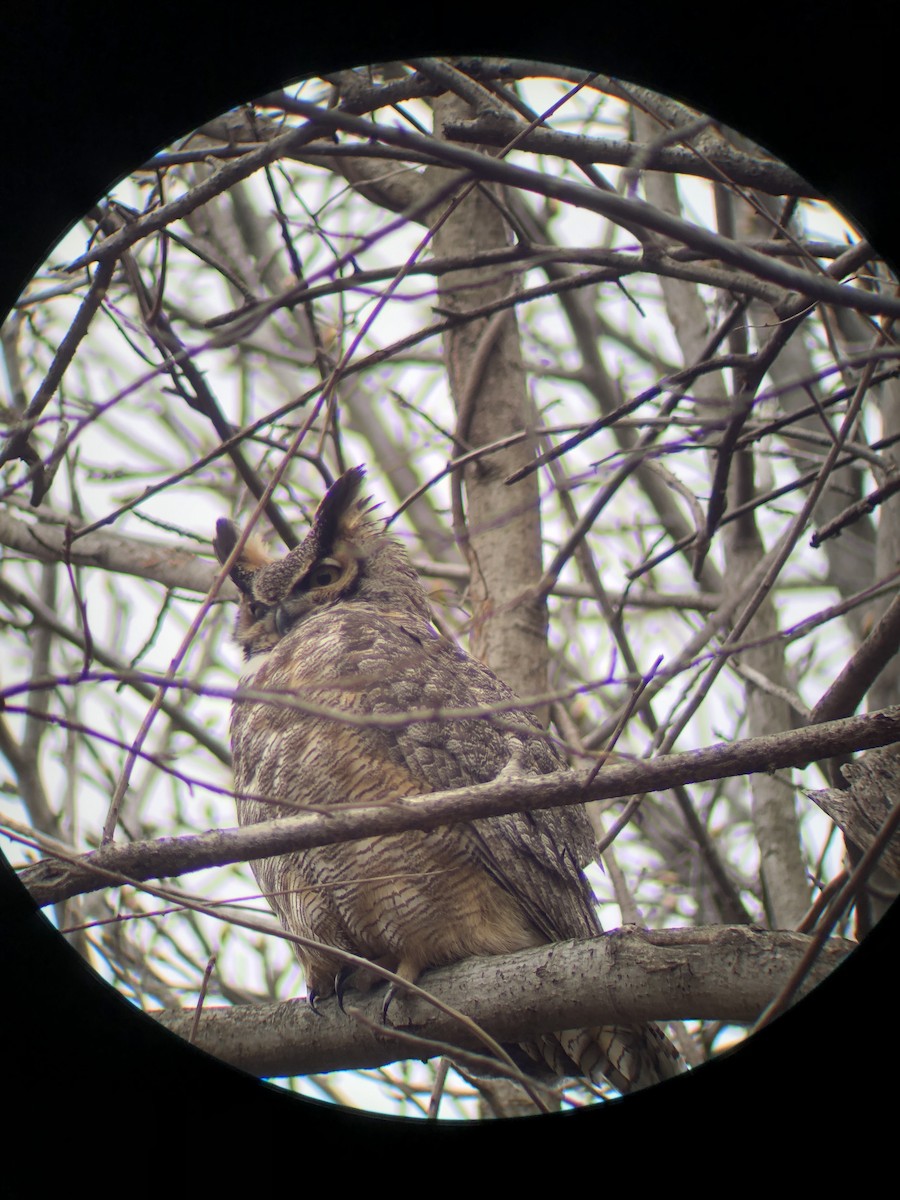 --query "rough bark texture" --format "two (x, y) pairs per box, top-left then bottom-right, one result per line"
(429, 91), (549, 715)
(728, 528), (811, 928)
(154, 927), (851, 1078)
(807, 742), (900, 878)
